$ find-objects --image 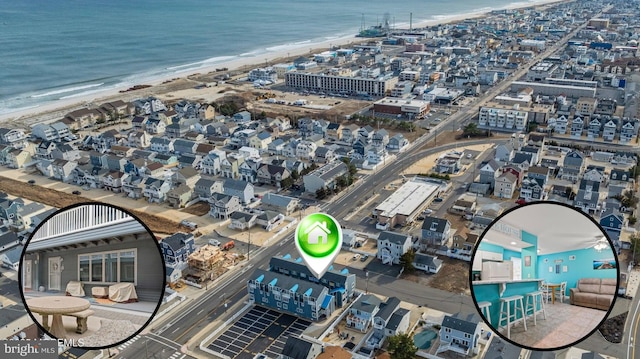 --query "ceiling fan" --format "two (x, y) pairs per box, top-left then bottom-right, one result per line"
(551, 233), (610, 251)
